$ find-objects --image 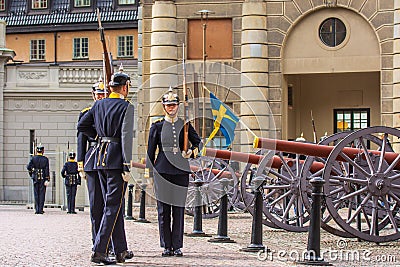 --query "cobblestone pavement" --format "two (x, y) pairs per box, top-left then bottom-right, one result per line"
(1, 204), (399, 267)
